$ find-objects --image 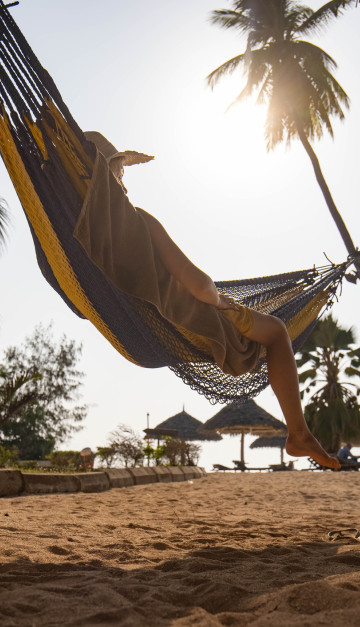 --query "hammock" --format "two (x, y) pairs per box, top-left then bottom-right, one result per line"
(0, 2), (355, 404)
